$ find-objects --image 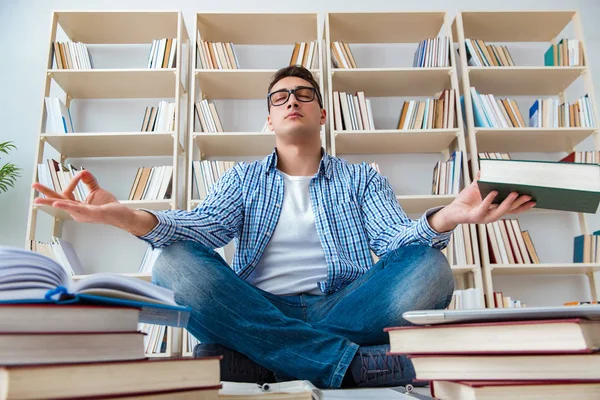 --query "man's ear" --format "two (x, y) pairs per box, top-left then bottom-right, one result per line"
(320, 108), (327, 126)
(267, 115), (275, 131)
